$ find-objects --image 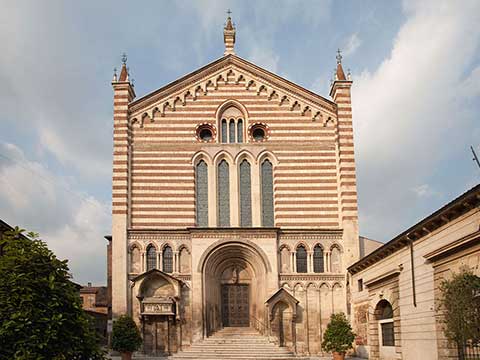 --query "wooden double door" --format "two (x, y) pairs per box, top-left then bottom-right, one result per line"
(221, 284), (249, 327)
